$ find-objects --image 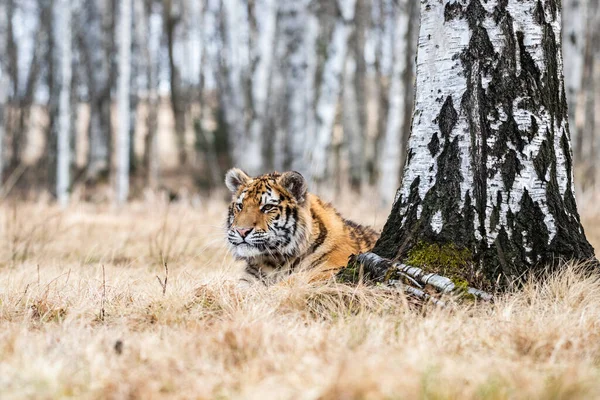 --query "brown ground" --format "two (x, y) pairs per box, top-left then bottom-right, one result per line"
(1, 194), (600, 399)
